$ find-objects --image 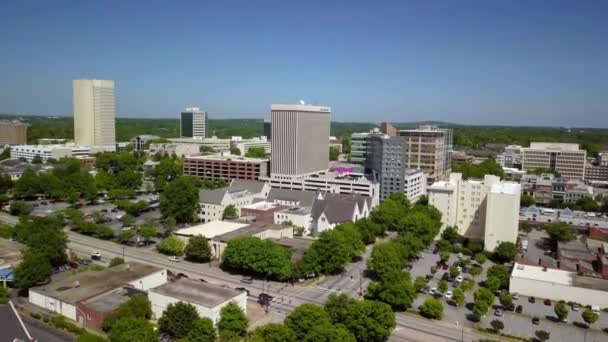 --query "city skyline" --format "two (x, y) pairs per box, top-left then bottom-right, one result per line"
(0, 1), (607, 127)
